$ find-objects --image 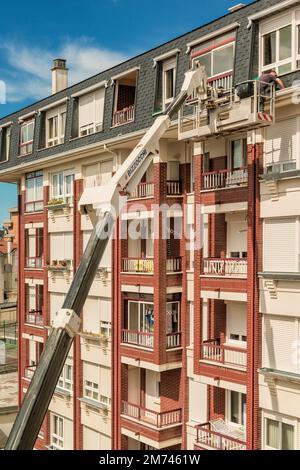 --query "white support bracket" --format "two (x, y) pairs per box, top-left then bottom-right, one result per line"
(52, 308), (81, 338)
